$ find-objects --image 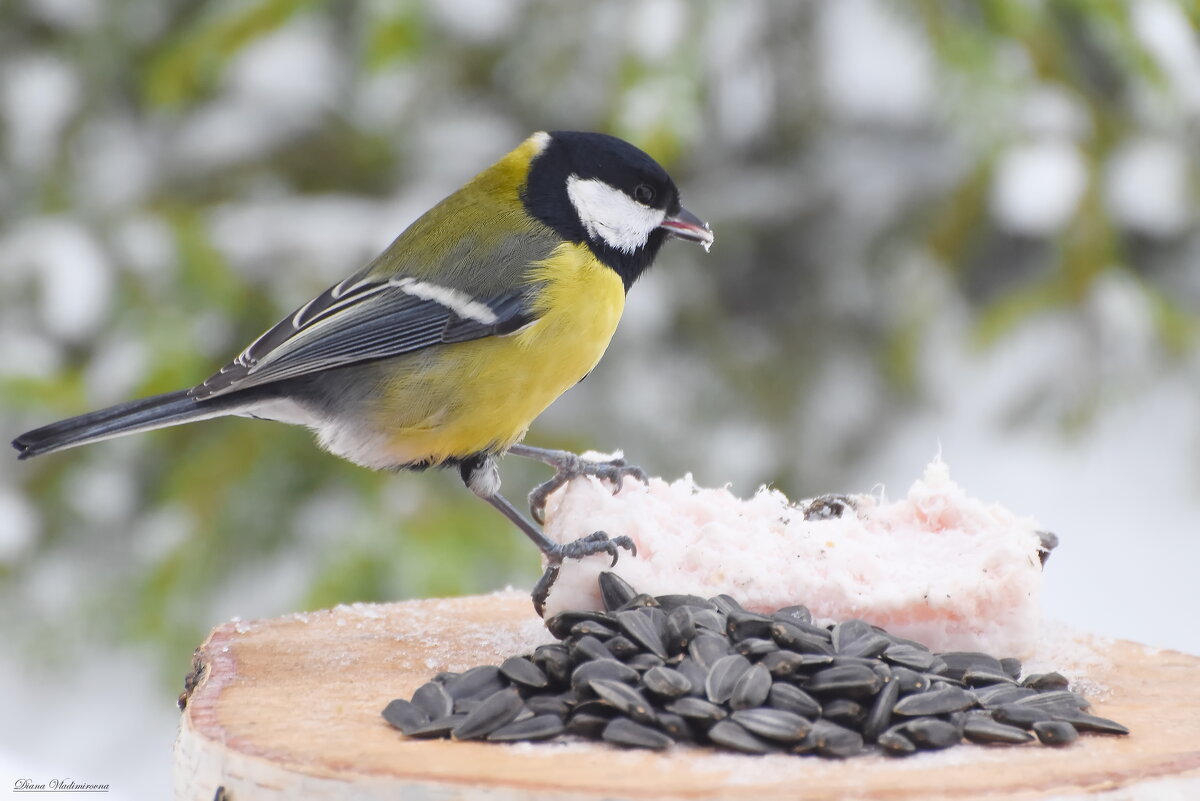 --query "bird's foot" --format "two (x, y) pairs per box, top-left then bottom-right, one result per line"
(531, 530), (638, 616)
(528, 452), (648, 524)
